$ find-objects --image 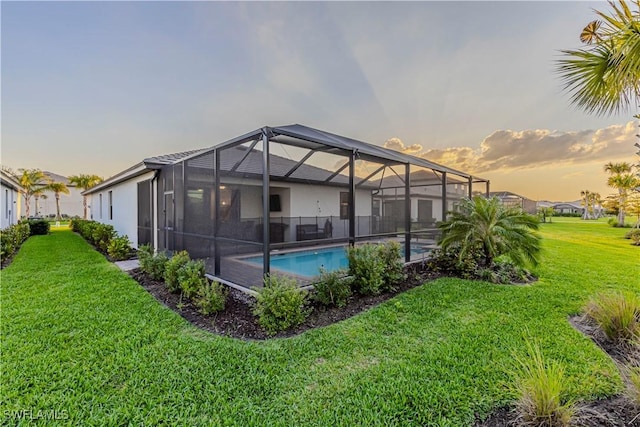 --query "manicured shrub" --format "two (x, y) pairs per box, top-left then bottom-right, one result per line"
(137, 244), (169, 280)
(164, 251), (190, 293)
(253, 275), (309, 335)
(512, 341), (575, 427)
(178, 259), (208, 299)
(0, 222), (30, 260)
(92, 223), (116, 252)
(624, 228), (640, 246)
(26, 219), (50, 235)
(585, 291), (640, 343)
(426, 246), (480, 280)
(347, 244), (385, 295)
(313, 268), (352, 307)
(378, 241), (405, 291)
(195, 280), (228, 315)
(107, 235), (132, 261)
